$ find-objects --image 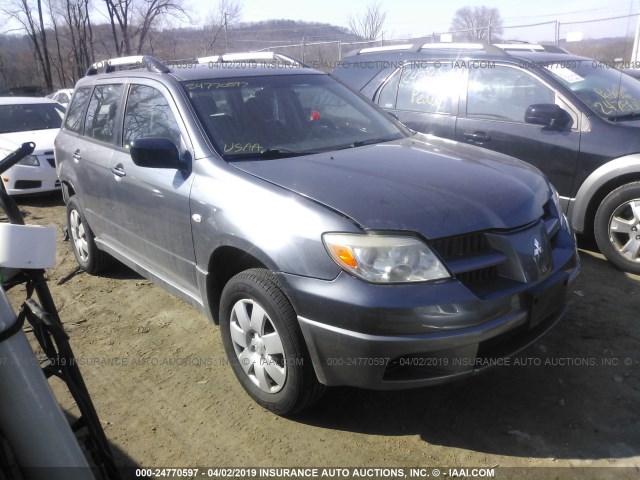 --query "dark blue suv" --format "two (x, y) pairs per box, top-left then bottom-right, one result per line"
(56, 54), (579, 414)
(333, 43), (640, 275)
